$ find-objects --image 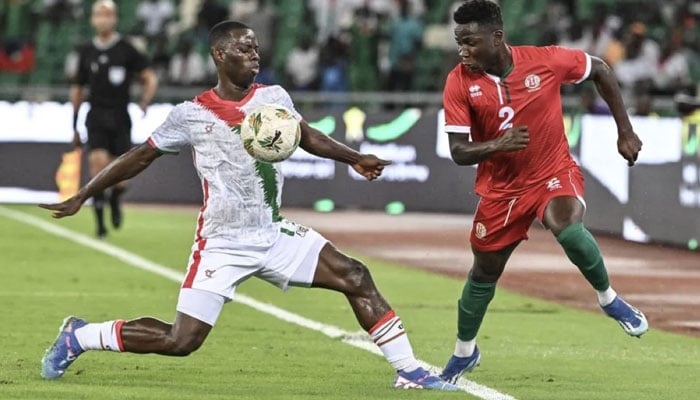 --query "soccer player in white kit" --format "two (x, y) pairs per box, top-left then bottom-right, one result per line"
(38, 21), (458, 391)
